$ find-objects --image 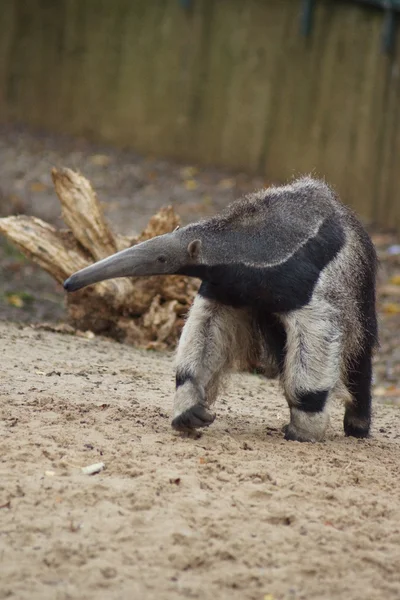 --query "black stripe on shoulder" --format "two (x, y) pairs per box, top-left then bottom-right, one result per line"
(179, 215), (346, 312)
(293, 214), (346, 274)
(260, 214), (345, 310)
